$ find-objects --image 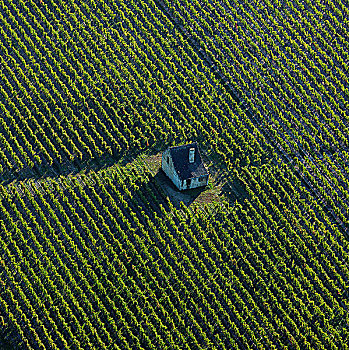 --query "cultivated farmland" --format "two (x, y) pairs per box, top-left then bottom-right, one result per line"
(0, 0), (349, 349)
